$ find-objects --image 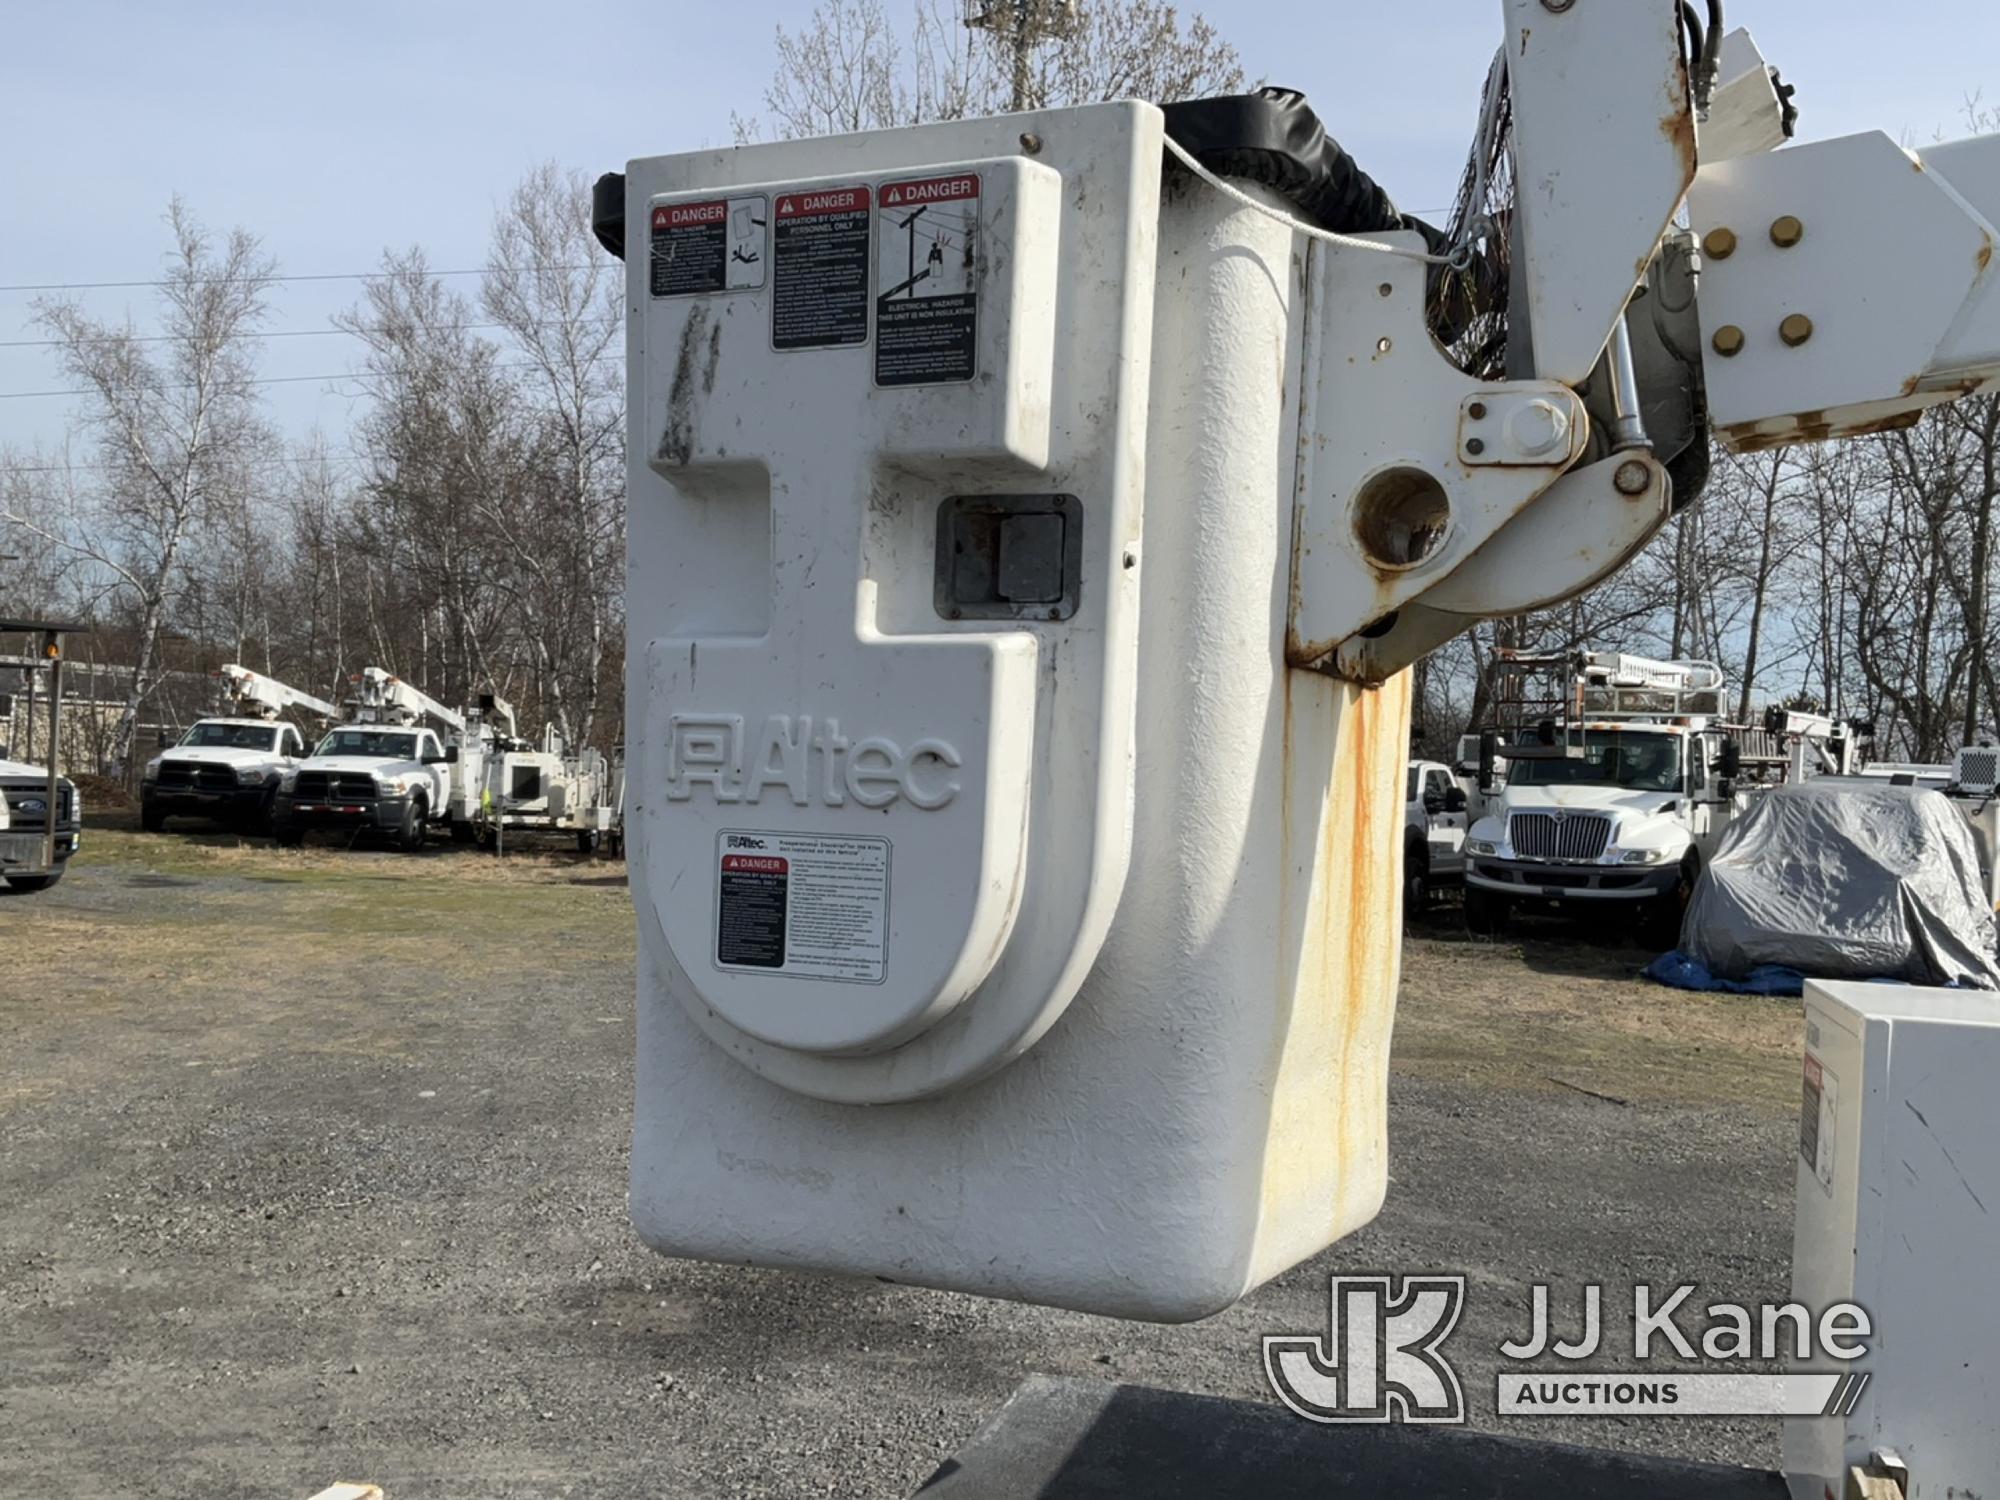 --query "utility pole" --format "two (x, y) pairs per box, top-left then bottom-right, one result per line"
(964, 0), (1077, 112)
